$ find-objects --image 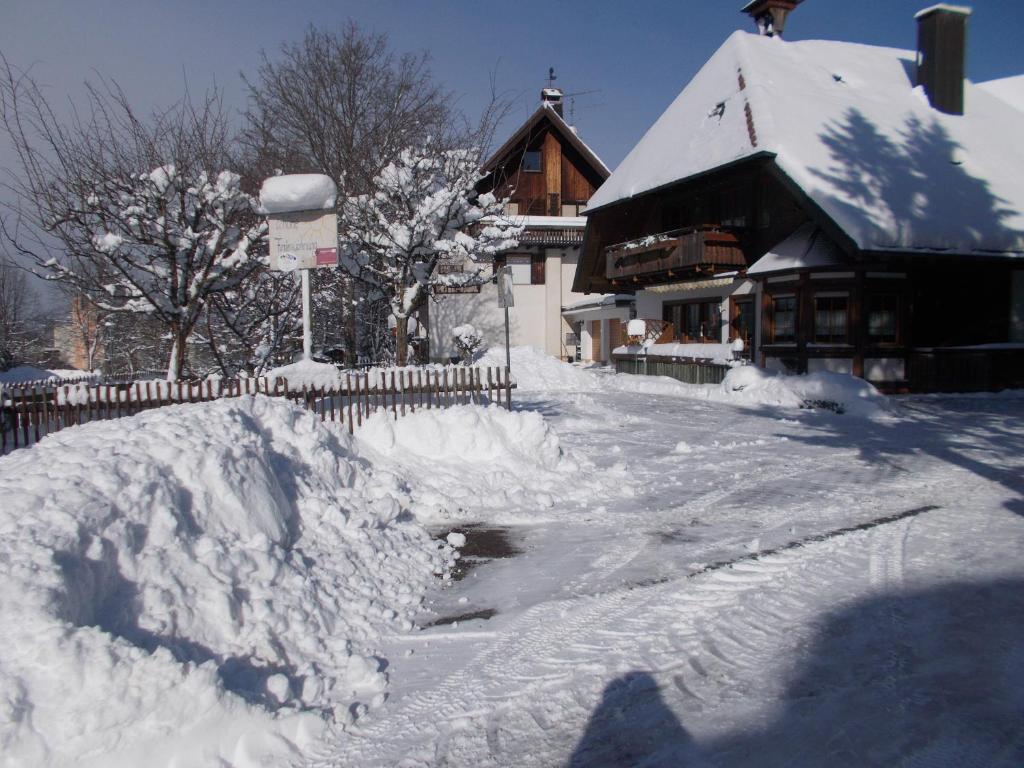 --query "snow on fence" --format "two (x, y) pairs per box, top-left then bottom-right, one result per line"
(1, 366), (515, 454)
